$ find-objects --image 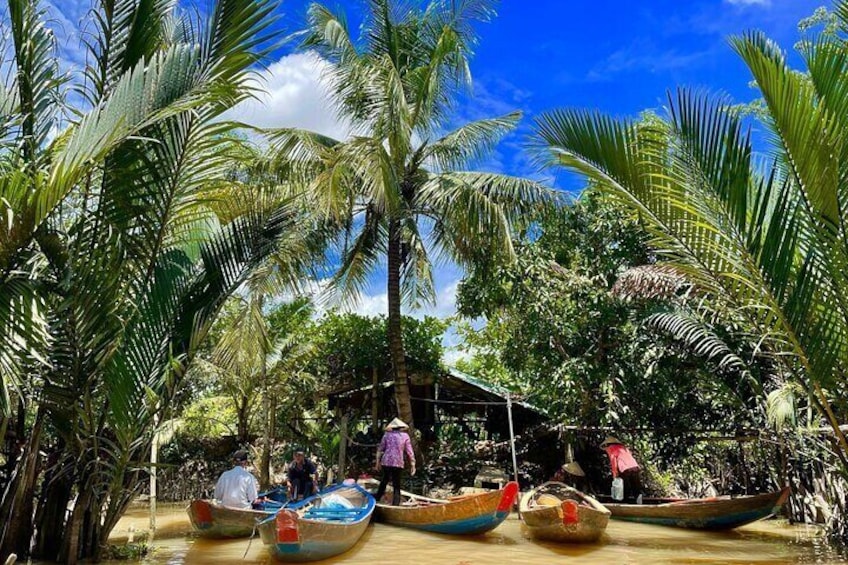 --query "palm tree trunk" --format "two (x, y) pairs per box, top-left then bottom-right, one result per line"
(387, 220), (415, 432)
(33, 449), (72, 560)
(0, 407), (44, 559)
(237, 396), (249, 443)
(260, 335), (271, 490)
